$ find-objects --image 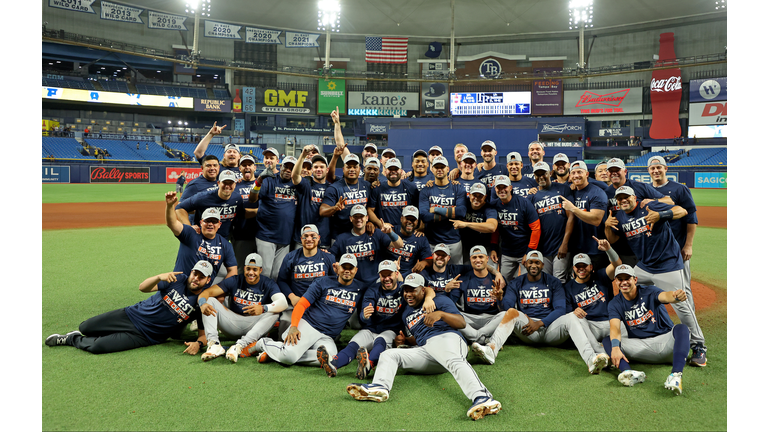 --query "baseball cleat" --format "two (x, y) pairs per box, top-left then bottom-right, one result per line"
(45, 330), (82, 347)
(589, 353), (610, 375)
(471, 342), (496, 365)
(226, 343), (244, 363)
(258, 352), (272, 363)
(317, 345), (337, 378)
(664, 372), (683, 396)
(467, 397), (501, 420)
(201, 341), (225, 361)
(240, 340), (261, 358)
(346, 383), (389, 402)
(689, 344), (707, 367)
(618, 370), (646, 387)
(355, 347), (372, 380)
